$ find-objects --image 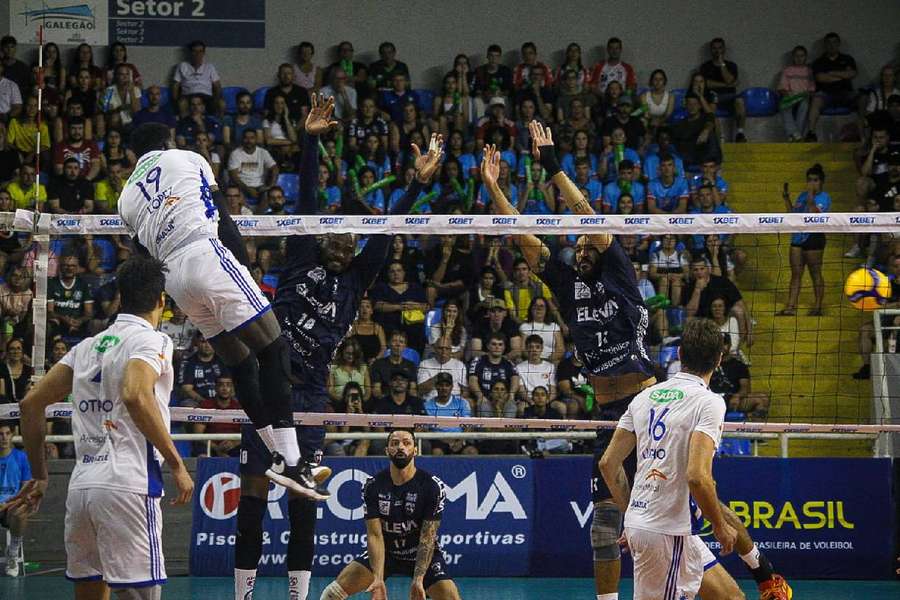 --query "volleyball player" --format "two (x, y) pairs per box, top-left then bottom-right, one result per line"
(119, 116), (324, 499)
(319, 430), (461, 600)
(484, 123), (791, 599)
(233, 102), (445, 600)
(2, 256), (193, 600)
